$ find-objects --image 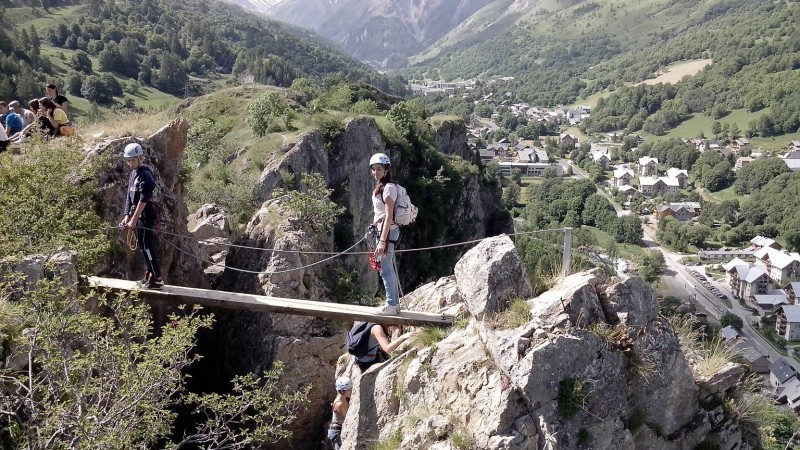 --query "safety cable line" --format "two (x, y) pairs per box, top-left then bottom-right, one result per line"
(68, 225), (568, 257)
(158, 235), (368, 275)
(118, 226), (567, 255)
